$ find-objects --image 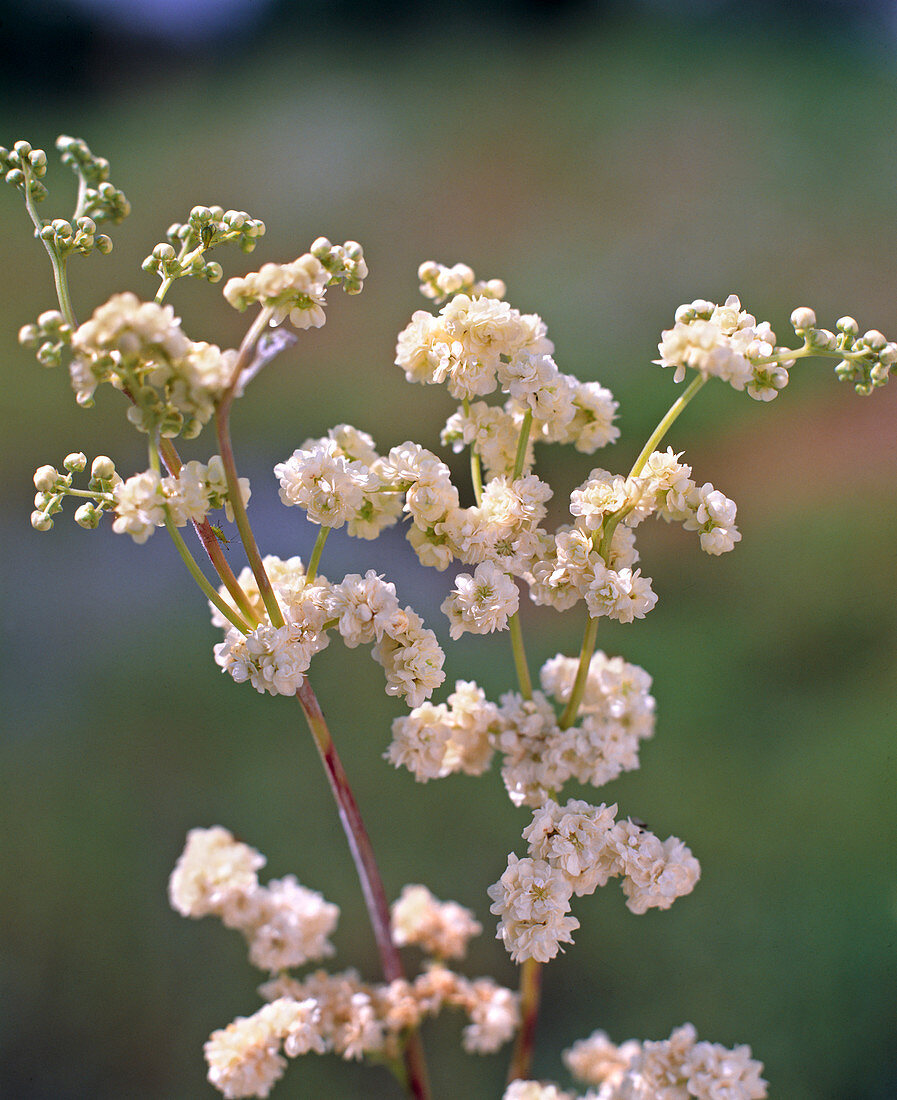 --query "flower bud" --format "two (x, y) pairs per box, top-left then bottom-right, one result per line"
(64, 452), (87, 473)
(33, 464), (59, 492)
(74, 503), (101, 529)
(91, 454), (116, 479)
(31, 510), (53, 531)
(836, 316), (859, 336)
(790, 307), (816, 331)
(862, 329), (887, 351)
